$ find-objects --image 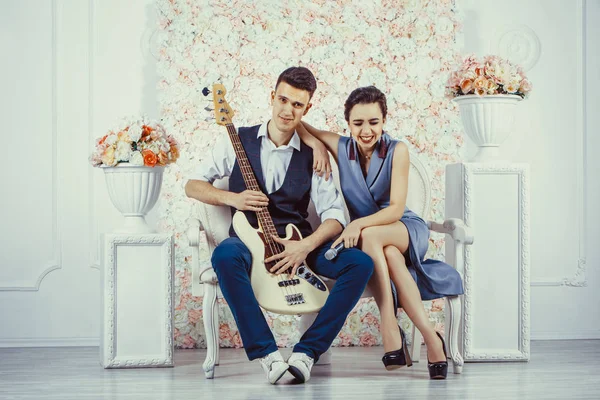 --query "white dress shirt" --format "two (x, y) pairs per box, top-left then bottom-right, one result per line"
(187, 122), (347, 227)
